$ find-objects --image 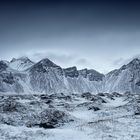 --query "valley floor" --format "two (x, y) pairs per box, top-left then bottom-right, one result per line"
(0, 92), (140, 140)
